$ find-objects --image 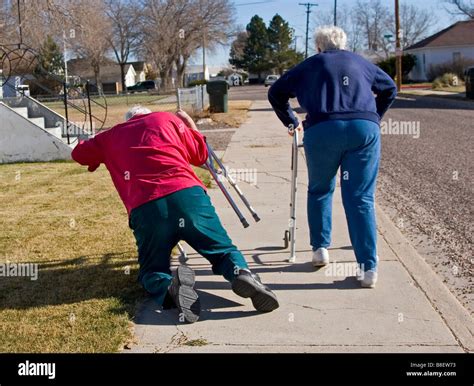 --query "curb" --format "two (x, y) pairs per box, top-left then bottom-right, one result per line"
(376, 204), (474, 352)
